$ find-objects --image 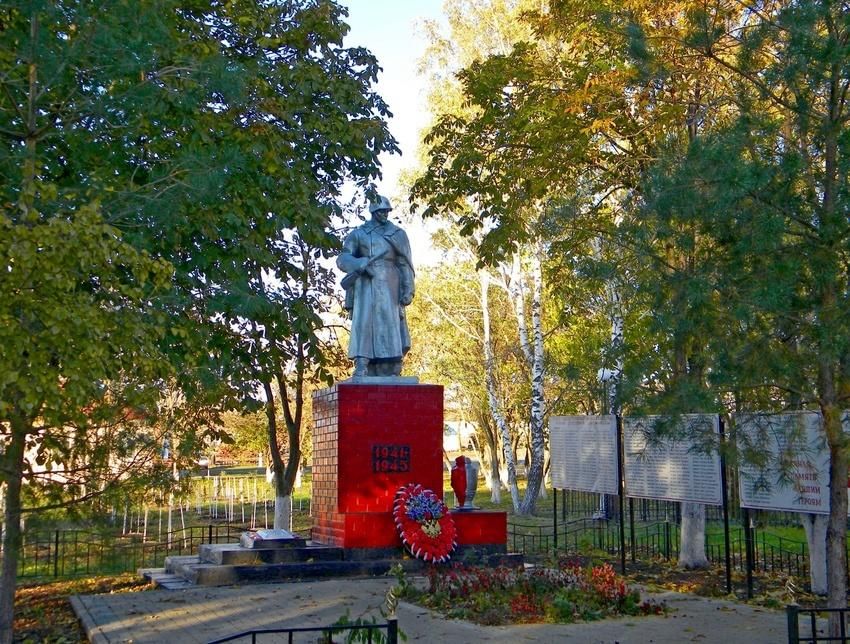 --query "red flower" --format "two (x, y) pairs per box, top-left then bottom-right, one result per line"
(393, 483), (457, 563)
